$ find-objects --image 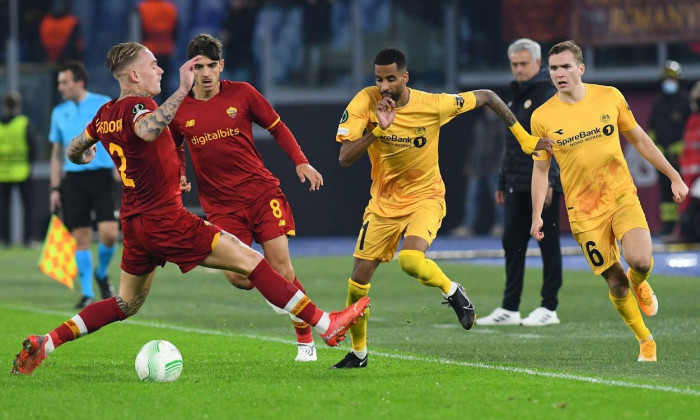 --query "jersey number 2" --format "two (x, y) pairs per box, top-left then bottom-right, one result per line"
(109, 143), (135, 188)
